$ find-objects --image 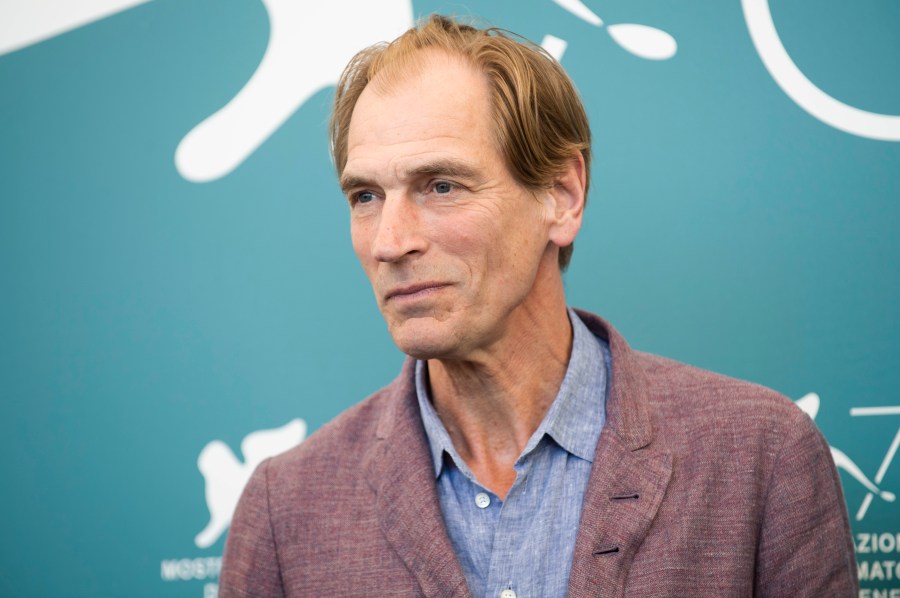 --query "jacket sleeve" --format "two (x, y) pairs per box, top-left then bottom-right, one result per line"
(754, 409), (858, 596)
(219, 459), (286, 598)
